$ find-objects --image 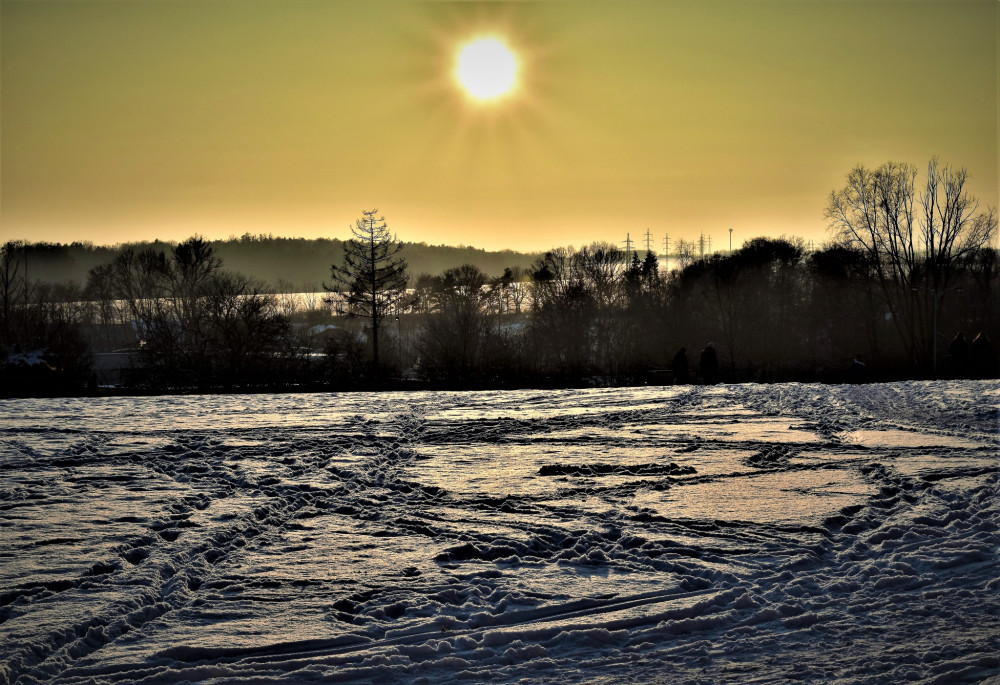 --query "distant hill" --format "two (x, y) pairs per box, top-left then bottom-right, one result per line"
(12, 236), (543, 292)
